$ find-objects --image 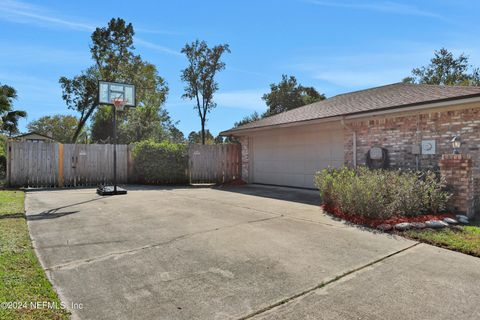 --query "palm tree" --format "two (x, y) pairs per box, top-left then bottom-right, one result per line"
(0, 84), (27, 136)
